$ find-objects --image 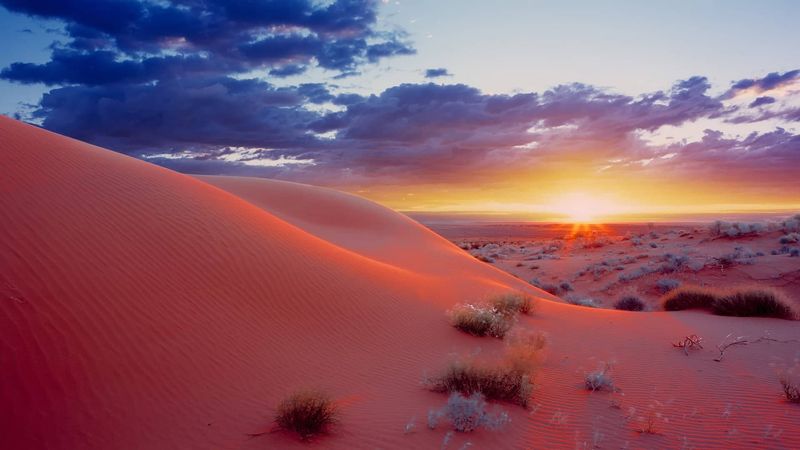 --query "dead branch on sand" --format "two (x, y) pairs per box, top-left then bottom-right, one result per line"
(714, 333), (800, 362)
(672, 334), (703, 356)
